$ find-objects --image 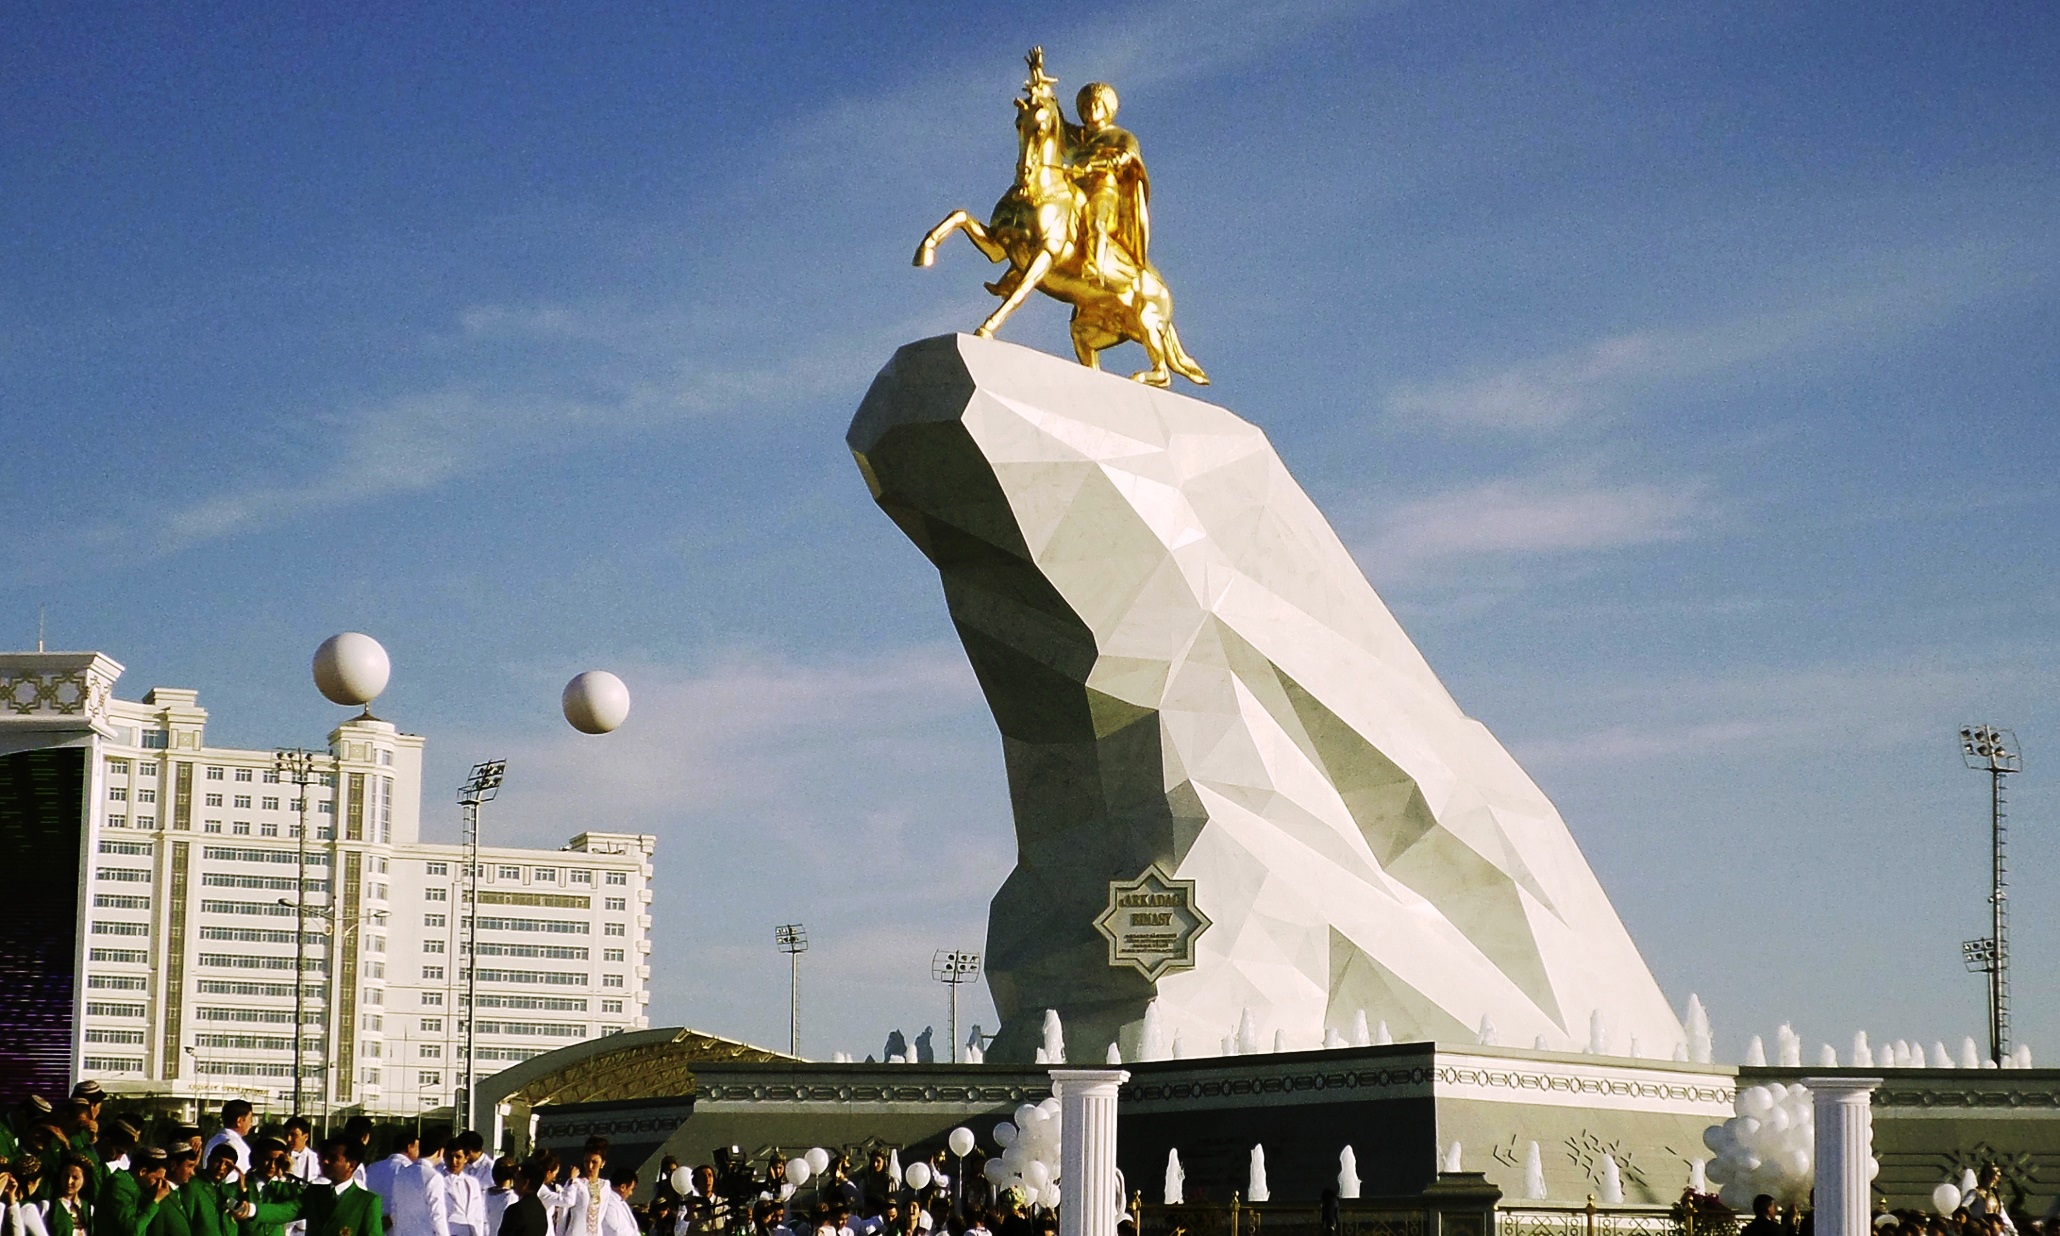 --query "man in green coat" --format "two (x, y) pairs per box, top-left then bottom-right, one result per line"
(151, 1148), (204, 1236)
(239, 1137), (308, 1236)
(101, 1146), (175, 1236)
(184, 1144), (258, 1236)
(301, 1137), (382, 1236)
